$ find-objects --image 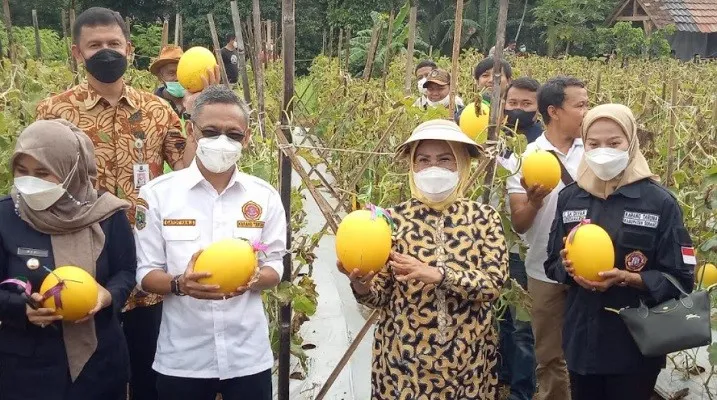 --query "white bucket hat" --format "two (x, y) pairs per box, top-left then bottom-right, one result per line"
(395, 119), (483, 159)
